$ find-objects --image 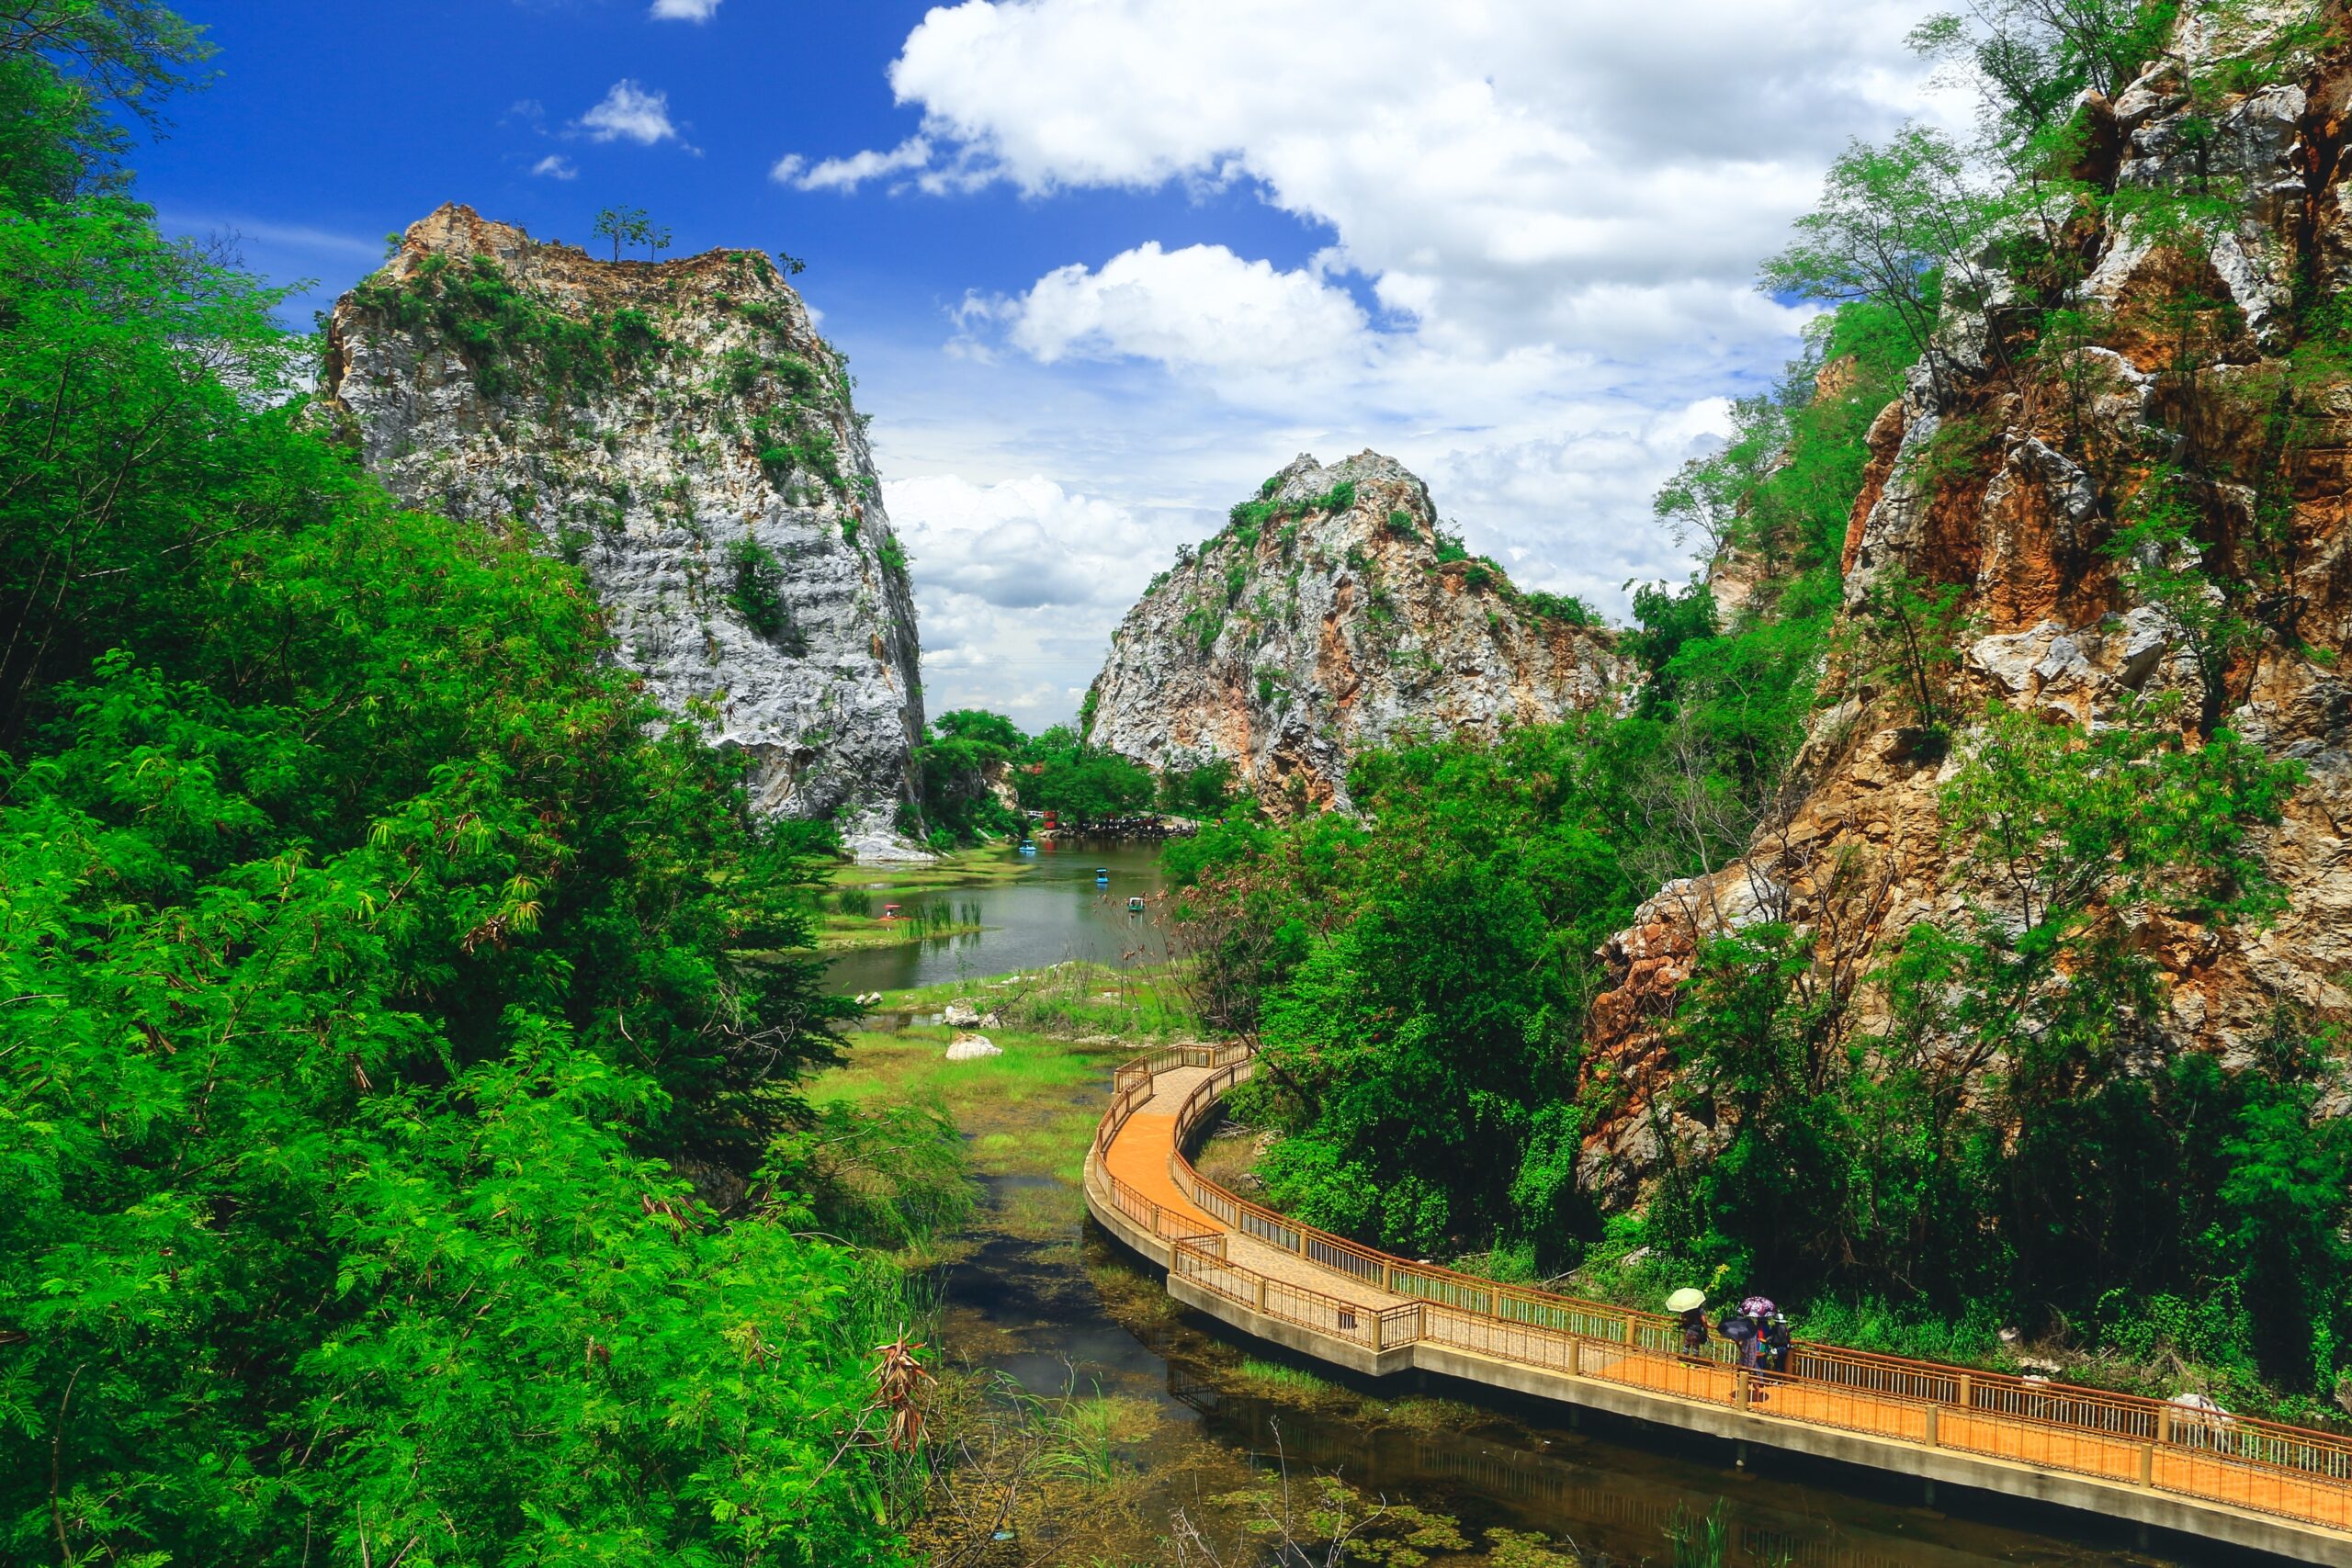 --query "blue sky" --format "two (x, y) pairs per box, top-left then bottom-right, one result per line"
(137, 0), (1955, 728)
